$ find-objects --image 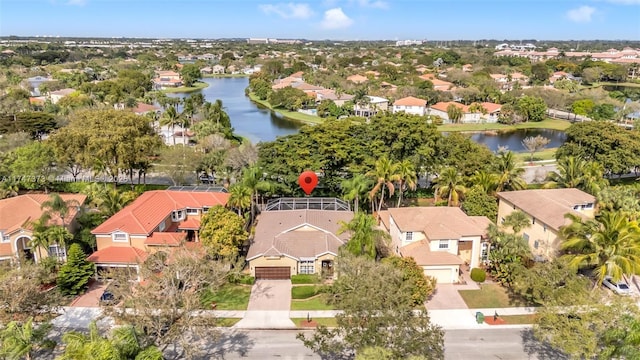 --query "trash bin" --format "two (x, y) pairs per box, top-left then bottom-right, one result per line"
(475, 312), (485, 324)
